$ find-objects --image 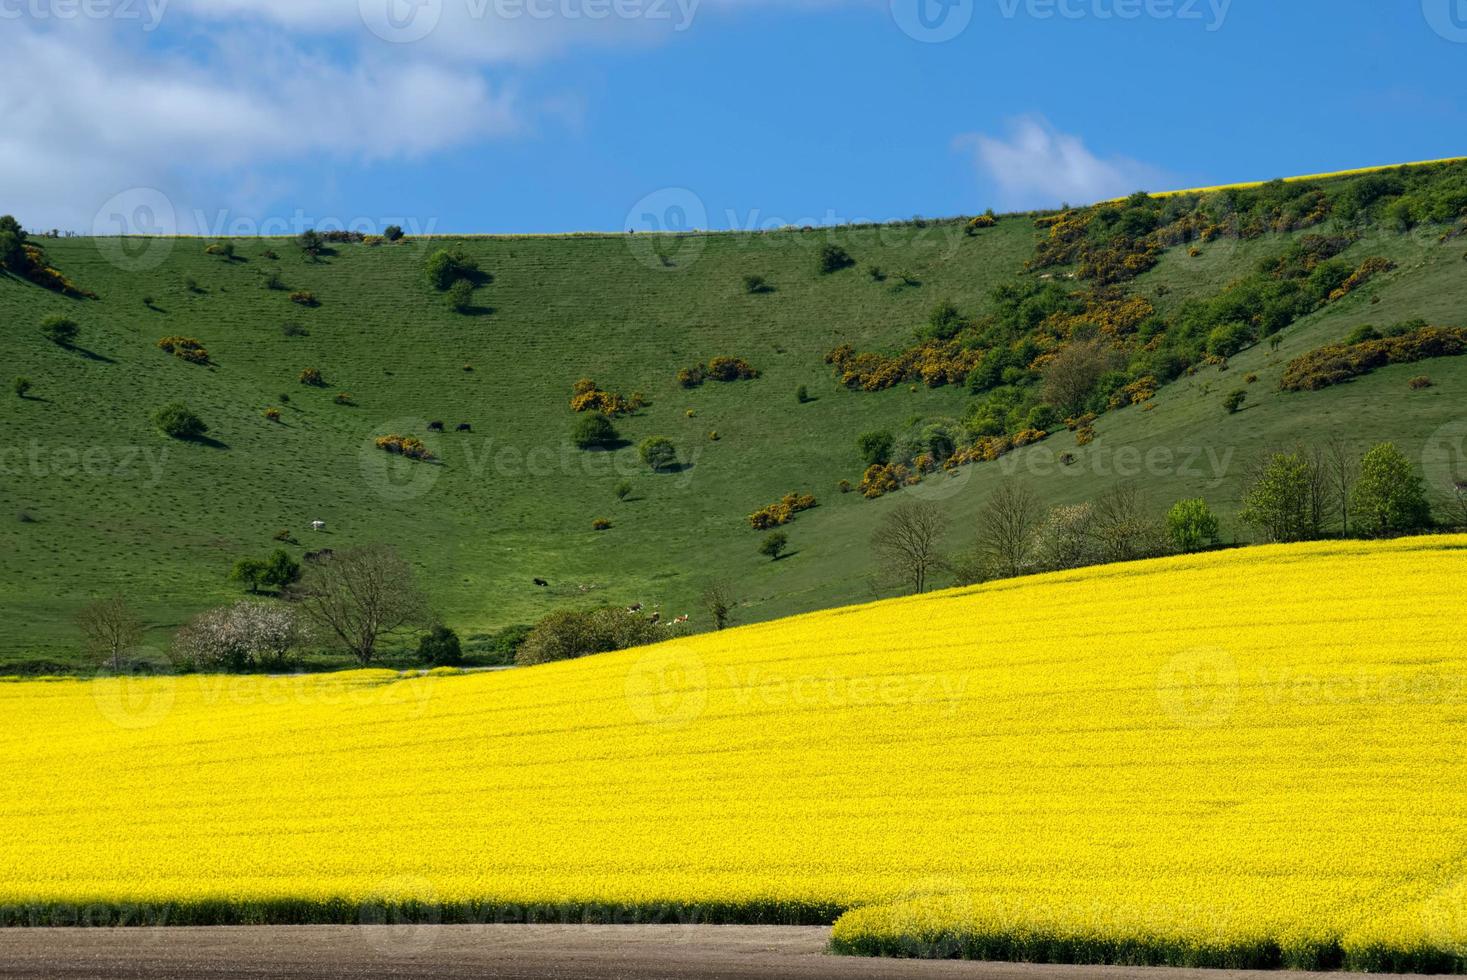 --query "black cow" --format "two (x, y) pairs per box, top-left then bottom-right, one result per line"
(427, 421), (445, 432)
(457, 423), (473, 433)
(533, 578), (549, 588)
